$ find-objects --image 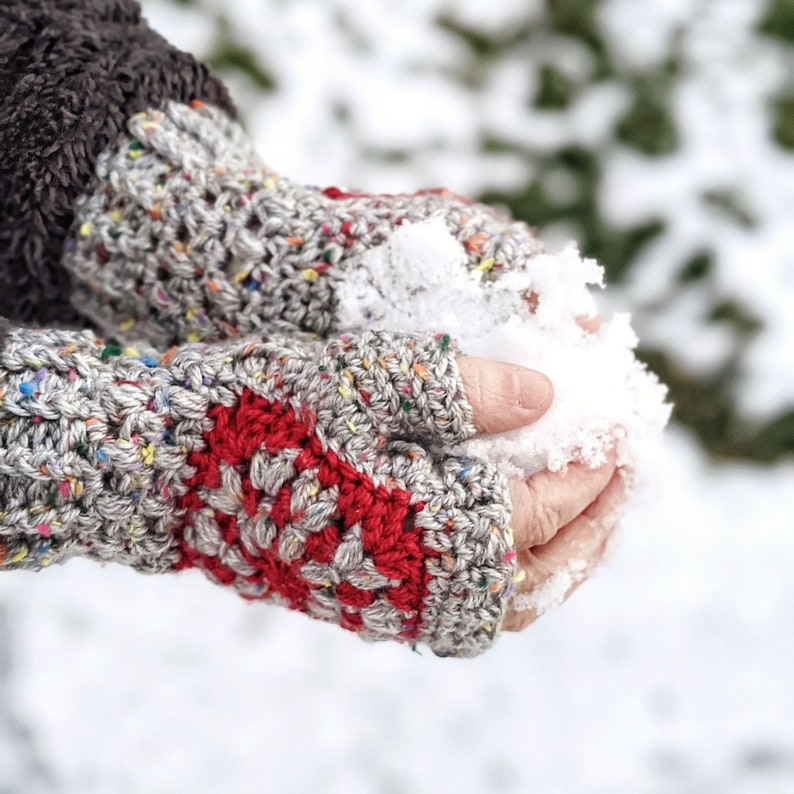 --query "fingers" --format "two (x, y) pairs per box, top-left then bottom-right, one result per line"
(576, 315), (602, 335)
(456, 355), (553, 434)
(509, 448), (618, 549)
(502, 469), (626, 632)
(522, 468), (625, 573)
